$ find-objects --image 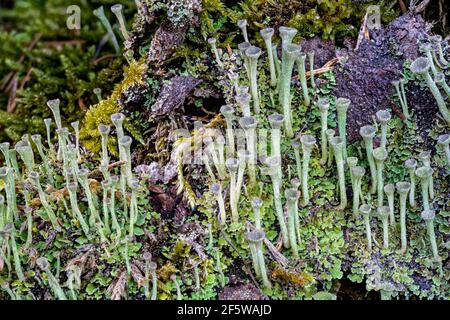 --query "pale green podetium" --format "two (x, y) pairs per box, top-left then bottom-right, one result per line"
(437, 134), (450, 169)
(434, 72), (450, 99)
(37, 257), (67, 300)
(111, 4), (130, 41)
(70, 121), (81, 163)
(225, 158), (239, 223)
(396, 181), (411, 254)
(245, 46), (262, 114)
(308, 51), (315, 89)
(93, 6), (120, 54)
(326, 129), (335, 167)
(220, 105), (236, 156)
(280, 44), (301, 138)
(239, 116), (258, 185)
(359, 204), (372, 250)
(415, 166), (433, 211)
(376, 110), (391, 150)
(93, 88), (102, 102)
(296, 52), (310, 107)
(421, 209), (440, 260)
(236, 149), (250, 205)
(285, 188), (300, 258)
(111, 113), (126, 141)
(251, 197), (263, 229)
(372, 147), (388, 208)
(404, 159), (417, 208)
(98, 125), (110, 167)
(292, 139), (302, 180)
(410, 57), (450, 125)
(347, 156), (358, 189)
(208, 38), (223, 68)
(268, 112), (284, 179)
(265, 156), (289, 248)
(383, 184), (395, 226)
(330, 137), (347, 210)
(351, 166), (365, 219)
(377, 206), (390, 249)
(336, 98), (350, 160)
(211, 183), (226, 225)
(67, 182), (90, 238)
(260, 28), (277, 87)
(300, 135), (316, 206)
(317, 98), (330, 165)
(246, 229), (271, 289)
(360, 125), (377, 194)
(235, 91), (251, 117)
(419, 150), (434, 200)
(237, 19), (249, 43)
